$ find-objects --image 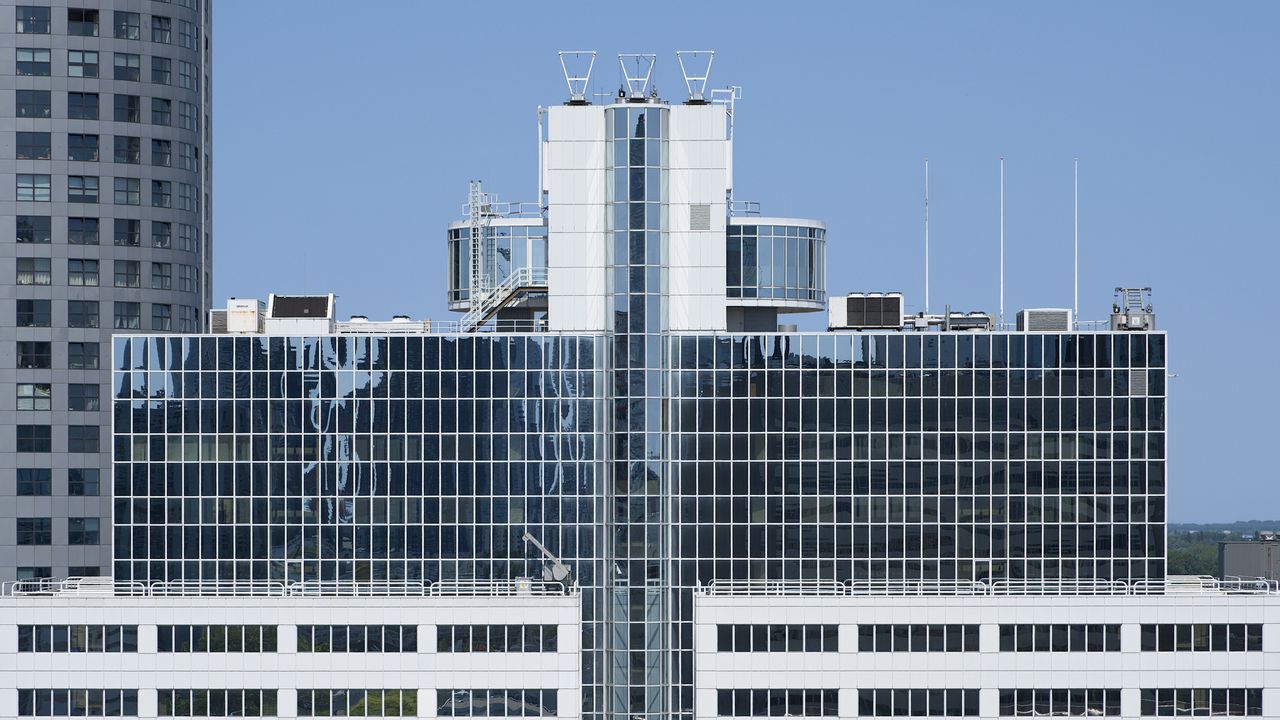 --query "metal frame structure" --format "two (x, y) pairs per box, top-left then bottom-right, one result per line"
(558, 50), (596, 104)
(675, 50), (714, 102)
